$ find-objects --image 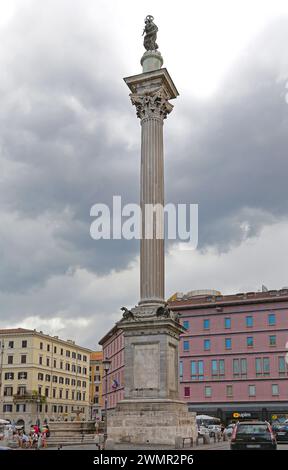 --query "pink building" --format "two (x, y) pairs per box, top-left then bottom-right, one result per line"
(98, 325), (125, 410)
(99, 289), (288, 424)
